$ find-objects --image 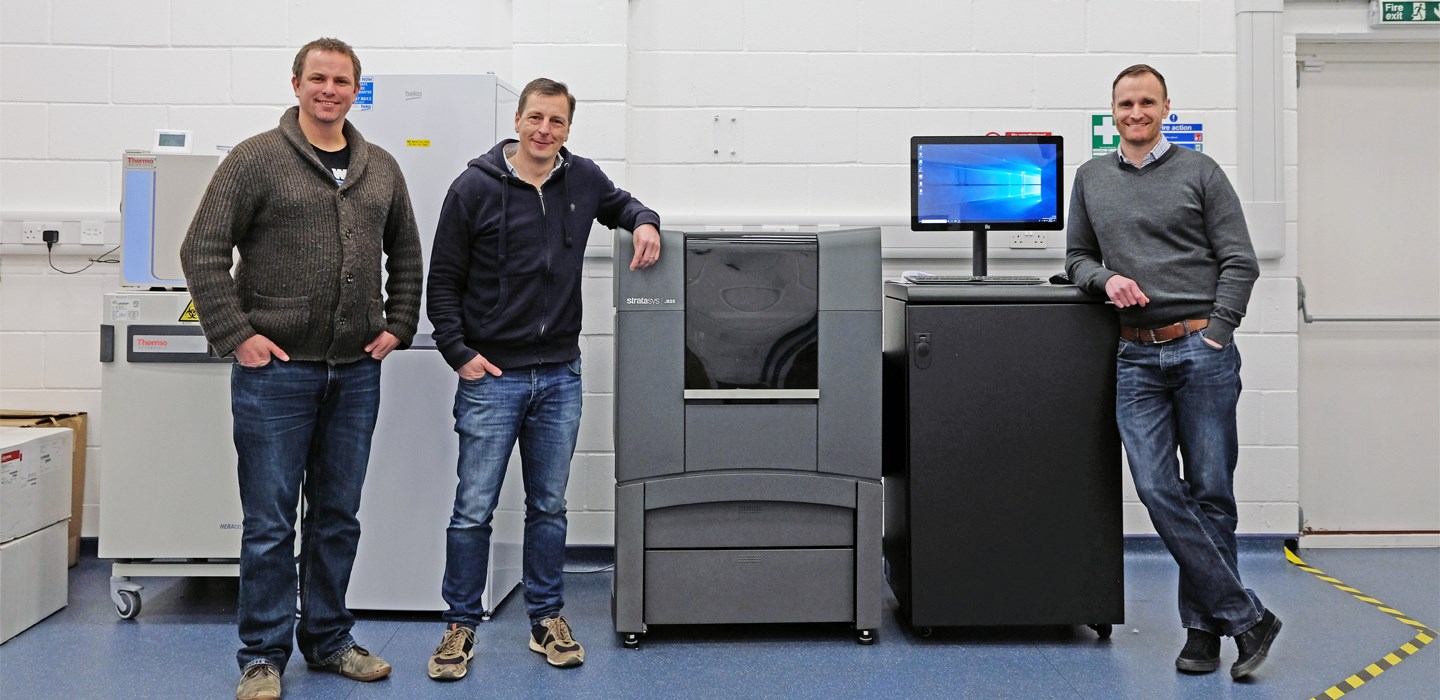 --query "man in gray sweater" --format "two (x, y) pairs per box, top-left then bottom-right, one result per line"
(1066, 64), (1280, 680)
(180, 37), (422, 700)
